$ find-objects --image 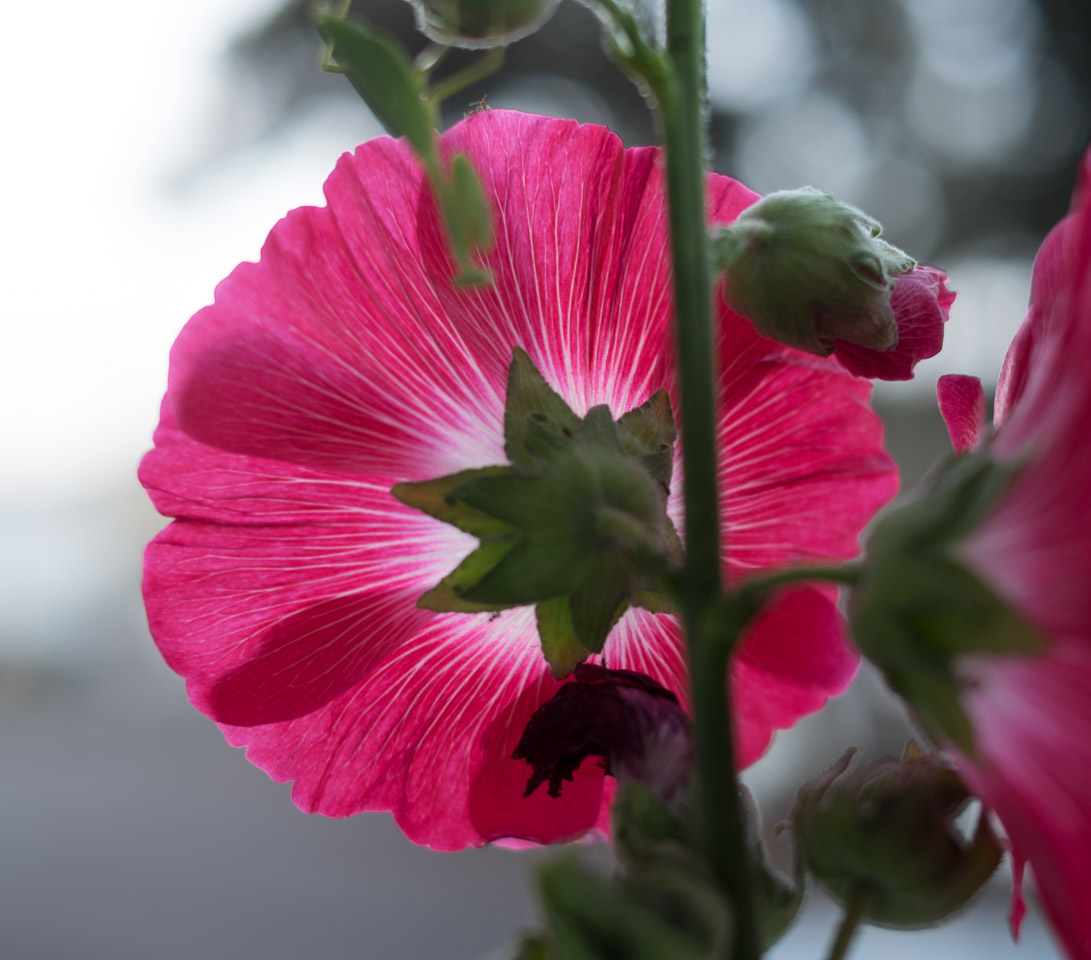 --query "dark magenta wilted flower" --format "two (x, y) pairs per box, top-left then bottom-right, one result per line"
(140, 110), (897, 850)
